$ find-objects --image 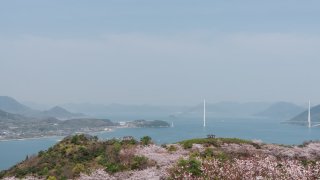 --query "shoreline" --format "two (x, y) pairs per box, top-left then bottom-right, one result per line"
(0, 135), (65, 142)
(0, 127), (119, 142)
(0, 125), (170, 142)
